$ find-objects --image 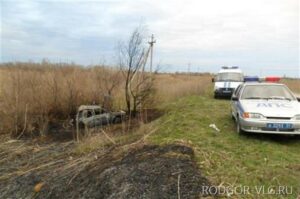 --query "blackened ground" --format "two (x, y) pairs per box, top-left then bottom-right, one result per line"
(30, 109), (165, 142)
(0, 143), (216, 199)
